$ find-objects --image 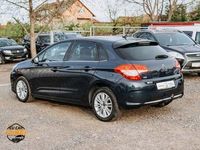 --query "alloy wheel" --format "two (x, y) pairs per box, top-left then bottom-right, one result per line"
(94, 92), (113, 118)
(16, 80), (28, 100)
